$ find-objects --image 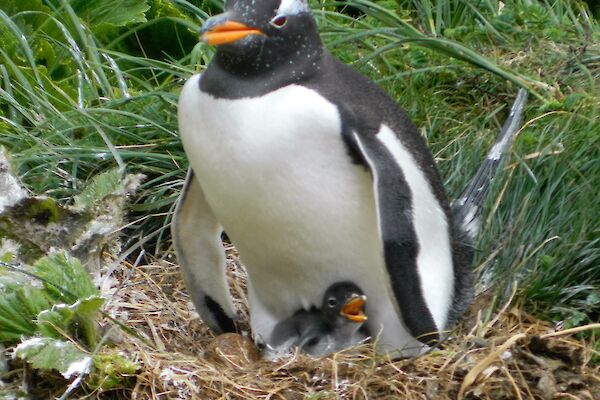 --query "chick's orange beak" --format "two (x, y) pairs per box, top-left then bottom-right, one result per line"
(201, 20), (264, 46)
(340, 295), (368, 323)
